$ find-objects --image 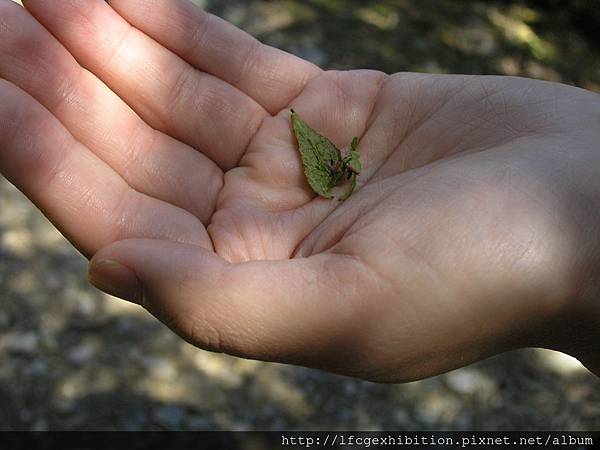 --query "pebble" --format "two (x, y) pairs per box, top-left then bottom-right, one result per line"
(153, 405), (186, 430)
(67, 341), (98, 365)
(186, 415), (211, 430)
(19, 408), (32, 422)
(121, 412), (147, 432)
(415, 394), (460, 427)
(193, 353), (242, 388)
(190, 0), (207, 8)
(44, 271), (62, 290)
(1, 229), (34, 256)
(297, 46), (327, 66)
(394, 409), (411, 425)
(0, 311), (10, 328)
(445, 369), (497, 397)
(5, 331), (38, 355)
(343, 382), (358, 396)
(31, 418), (48, 432)
(141, 356), (177, 381)
(24, 359), (48, 377)
(53, 397), (75, 414)
(116, 317), (136, 334)
(77, 292), (98, 316)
